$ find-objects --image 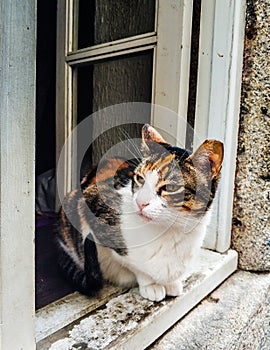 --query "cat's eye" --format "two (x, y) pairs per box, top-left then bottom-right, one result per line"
(166, 184), (181, 192)
(134, 174), (145, 186)
(159, 184), (182, 194)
